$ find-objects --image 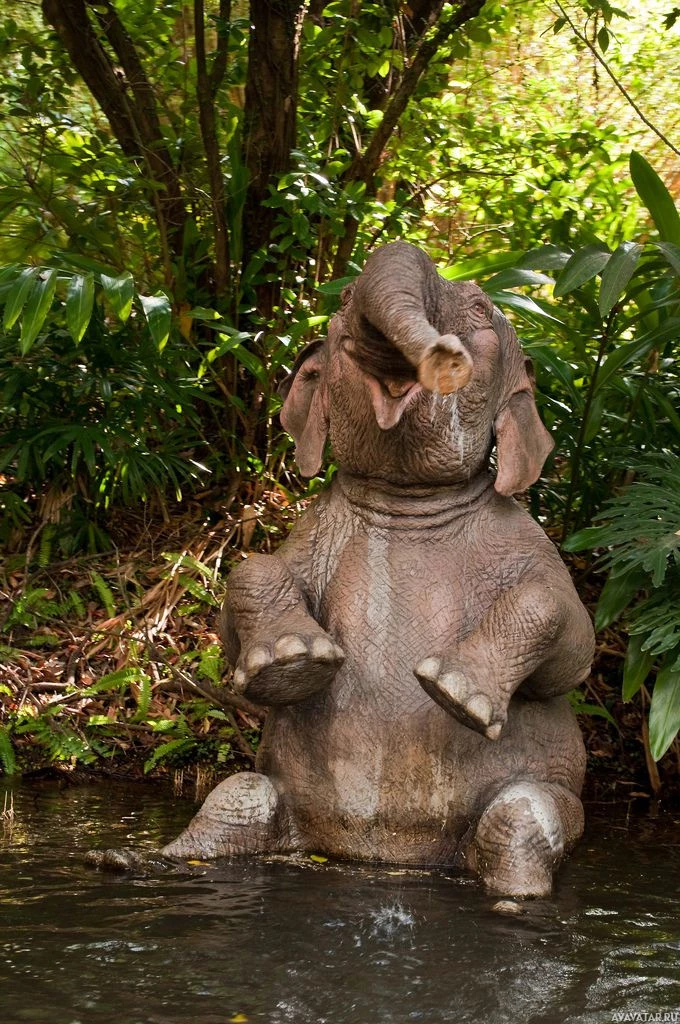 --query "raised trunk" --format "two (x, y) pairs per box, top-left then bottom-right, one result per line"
(349, 242), (472, 394)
